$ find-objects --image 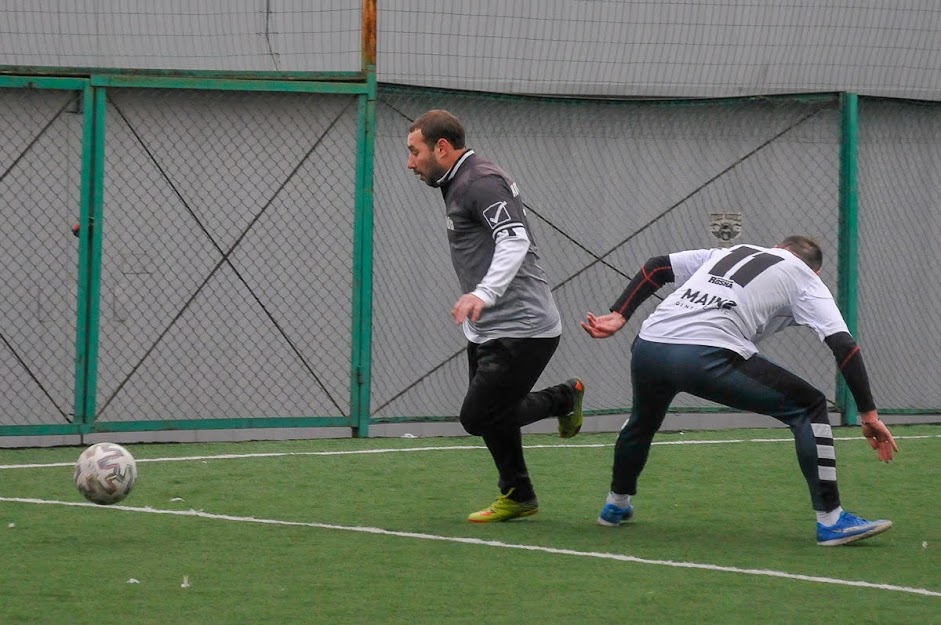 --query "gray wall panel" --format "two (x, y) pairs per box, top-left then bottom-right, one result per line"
(1, 2), (939, 100)
(857, 99), (941, 410)
(371, 91), (846, 417)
